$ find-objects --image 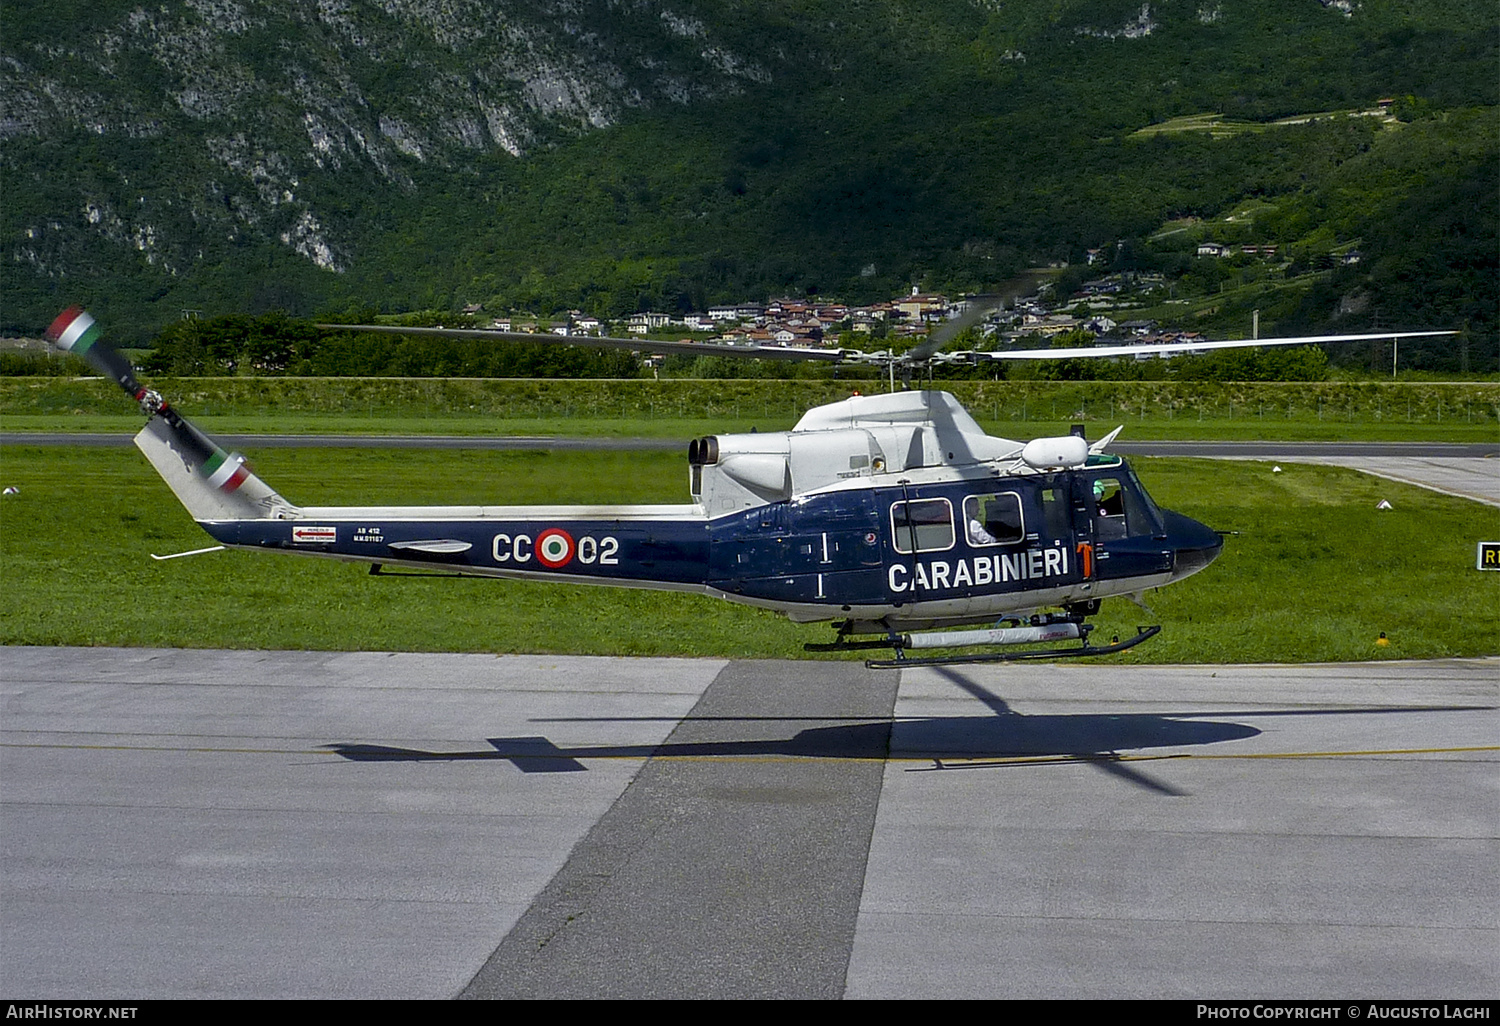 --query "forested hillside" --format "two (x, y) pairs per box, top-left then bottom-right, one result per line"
(3, 0), (1494, 365)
